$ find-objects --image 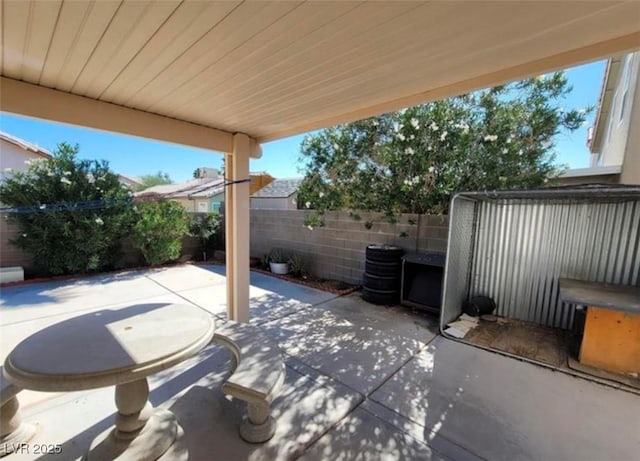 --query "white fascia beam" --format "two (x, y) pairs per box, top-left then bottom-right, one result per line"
(0, 77), (235, 155)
